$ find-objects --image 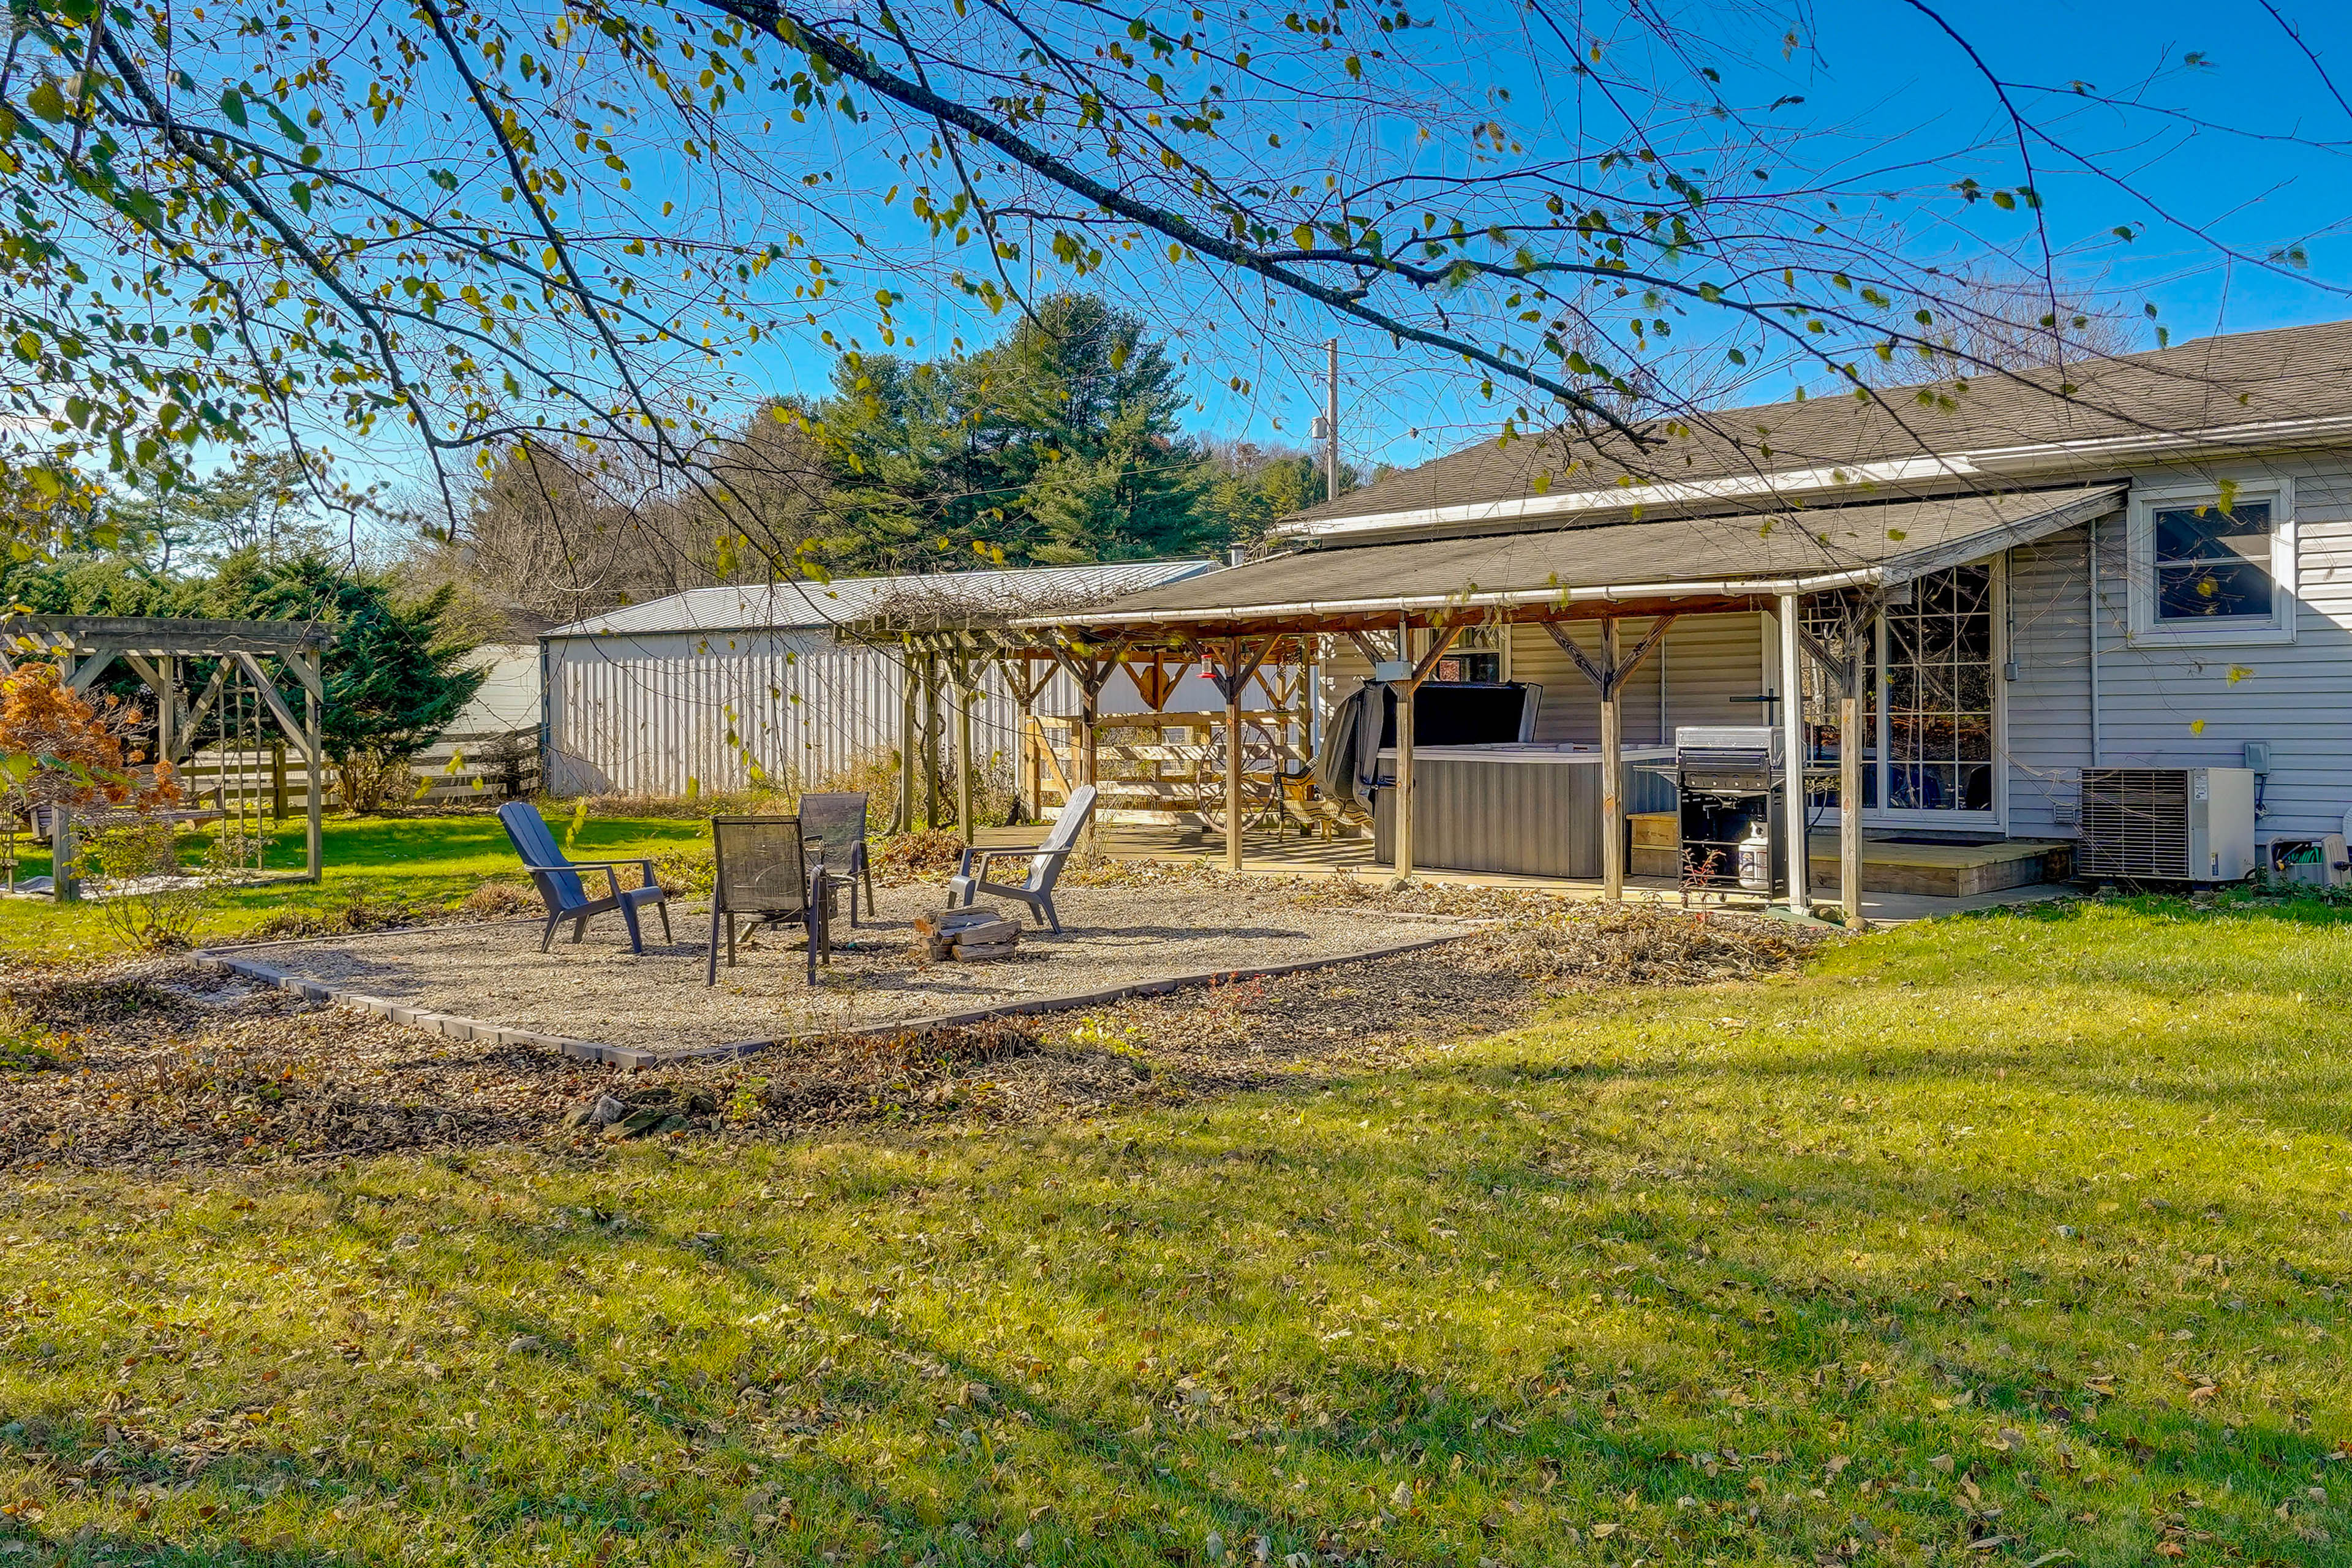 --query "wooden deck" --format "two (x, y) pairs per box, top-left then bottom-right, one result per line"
(974, 821), (2076, 924)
